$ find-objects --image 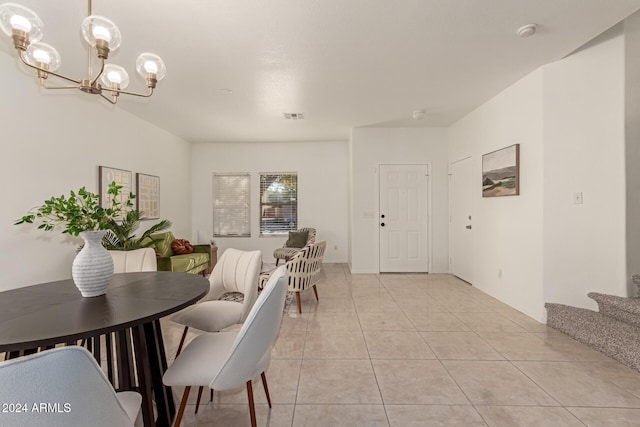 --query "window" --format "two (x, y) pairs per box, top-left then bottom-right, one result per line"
(212, 173), (250, 237)
(259, 173), (297, 236)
